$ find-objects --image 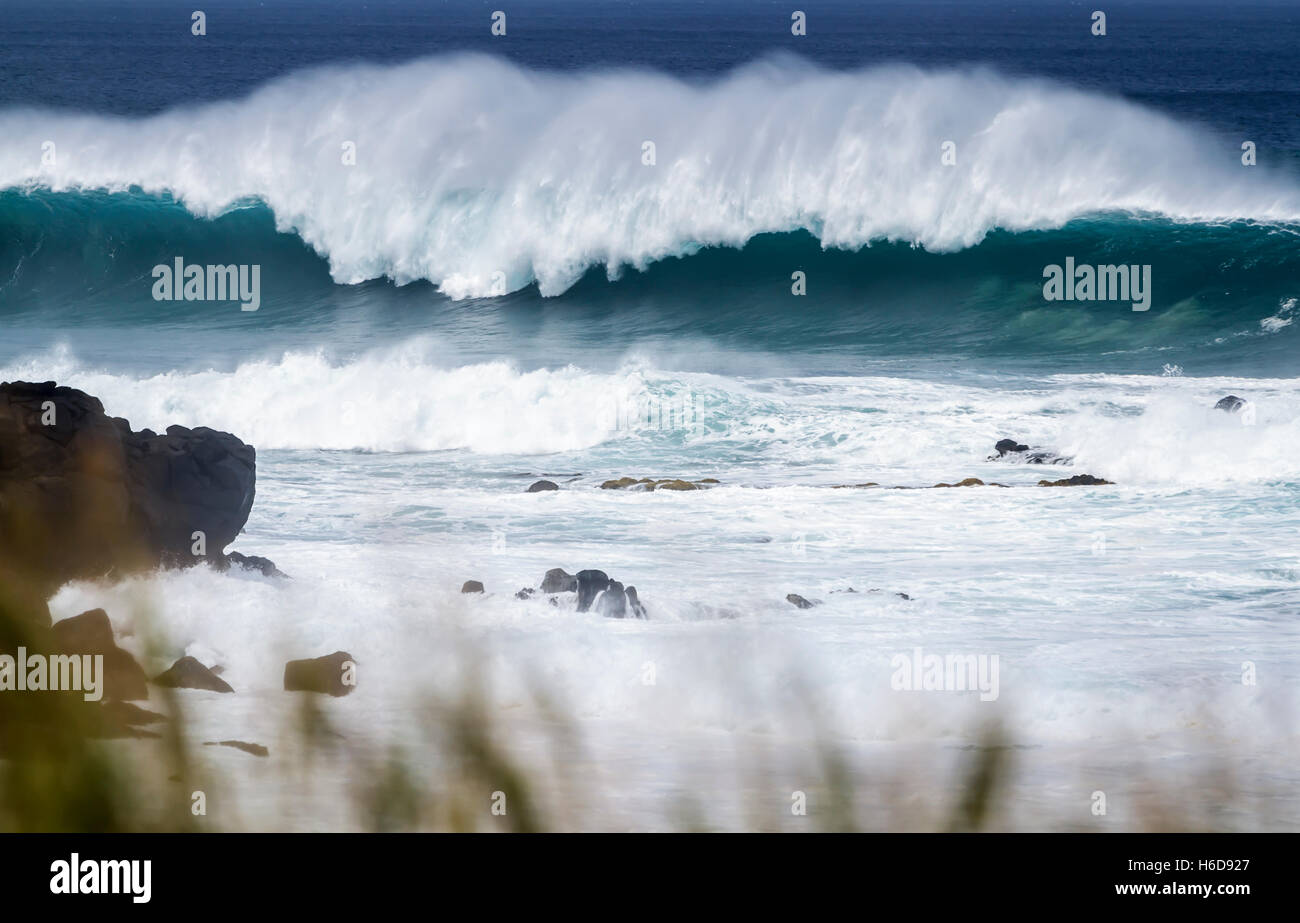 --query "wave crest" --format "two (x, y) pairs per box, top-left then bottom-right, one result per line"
(2, 54), (1298, 297)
